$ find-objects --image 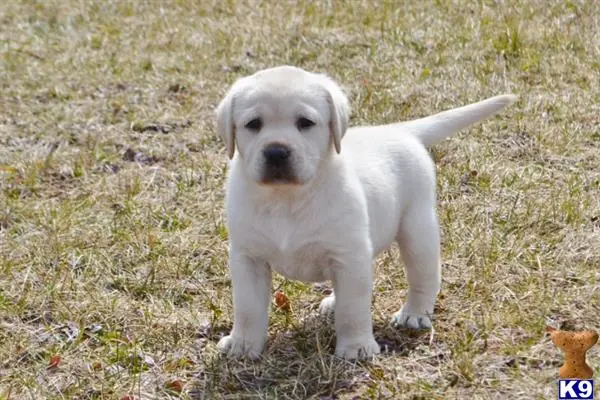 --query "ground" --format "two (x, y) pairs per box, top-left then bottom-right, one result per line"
(1, 1), (599, 399)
